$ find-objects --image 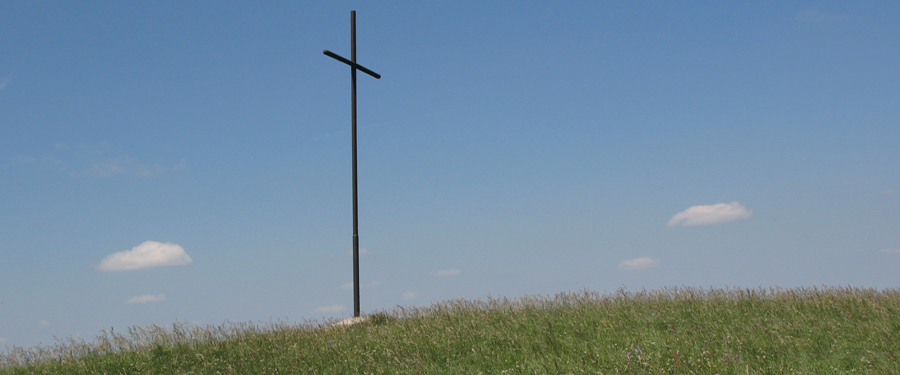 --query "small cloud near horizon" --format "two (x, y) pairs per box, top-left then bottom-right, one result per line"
(346, 248), (369, 256)
(38, 320), (50, 328)
(341, 281), (381, 290)
(618, 257), (659, 270)
(668, 201), (752, 227)
(315, 305), (345, 313)
(126, 294), (166, 304)
(18, 143), (186, 178)
(97, 241), (192, 272)
(880, 248), (900, 254)
(434, 268), (461, 277)
(402, 291), (416, 301)
(82, 158), (186, 178)
(797, 9), (846, 23)
(0, 73), (13, 91)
